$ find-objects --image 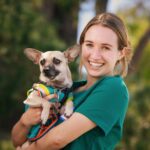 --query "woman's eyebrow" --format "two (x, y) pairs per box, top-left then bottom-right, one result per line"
(84, 40), (93, 43)
(84, 40), (113, 48)
(101, 43), (113, 47)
